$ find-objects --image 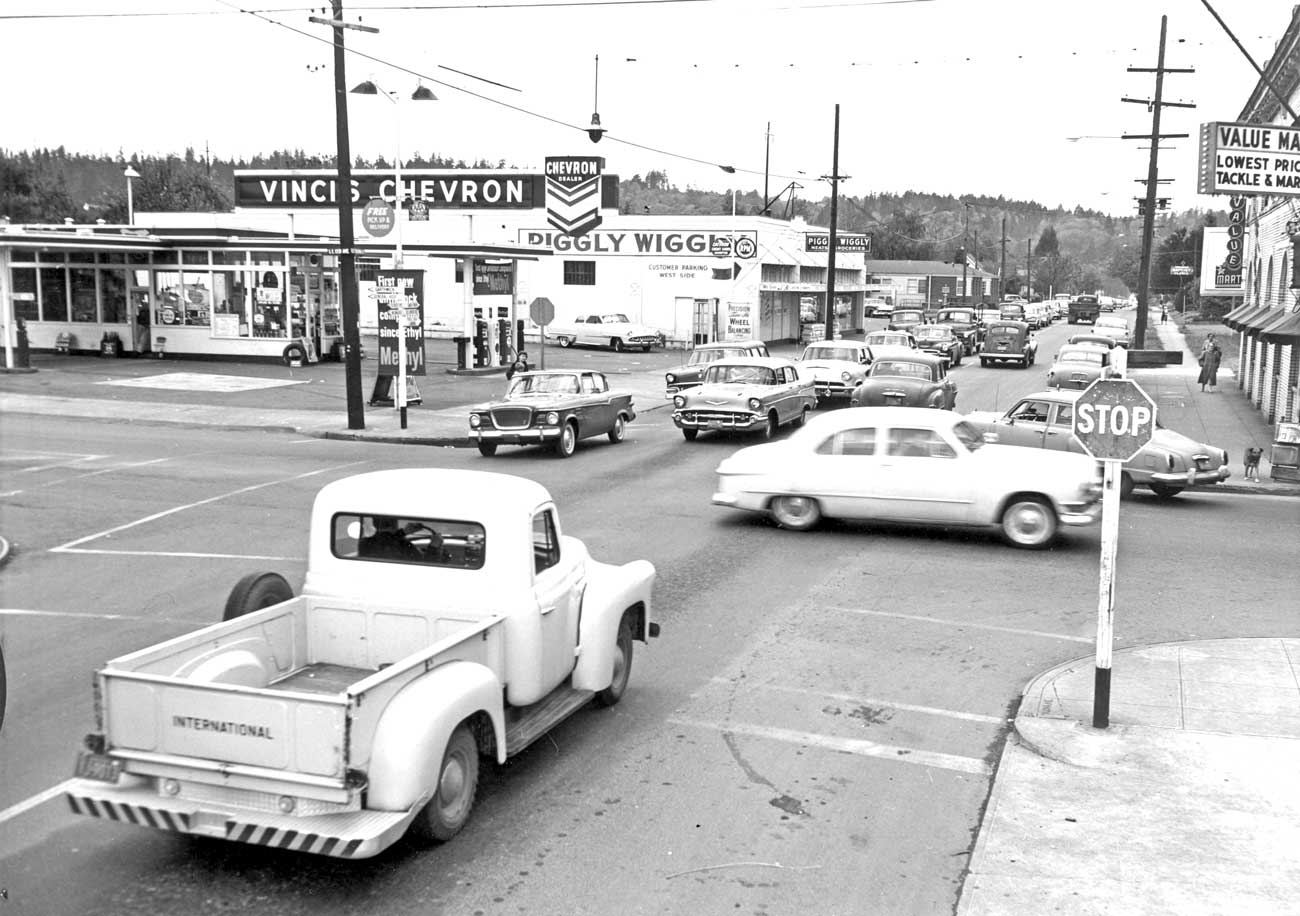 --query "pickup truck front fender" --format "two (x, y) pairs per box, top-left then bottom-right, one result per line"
(572, 559), (657, 693)
(366, 661), (505, 813)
